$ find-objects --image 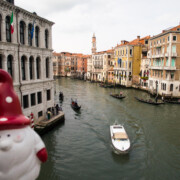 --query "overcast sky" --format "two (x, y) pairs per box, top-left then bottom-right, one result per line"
(16, 0), (180, 54)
